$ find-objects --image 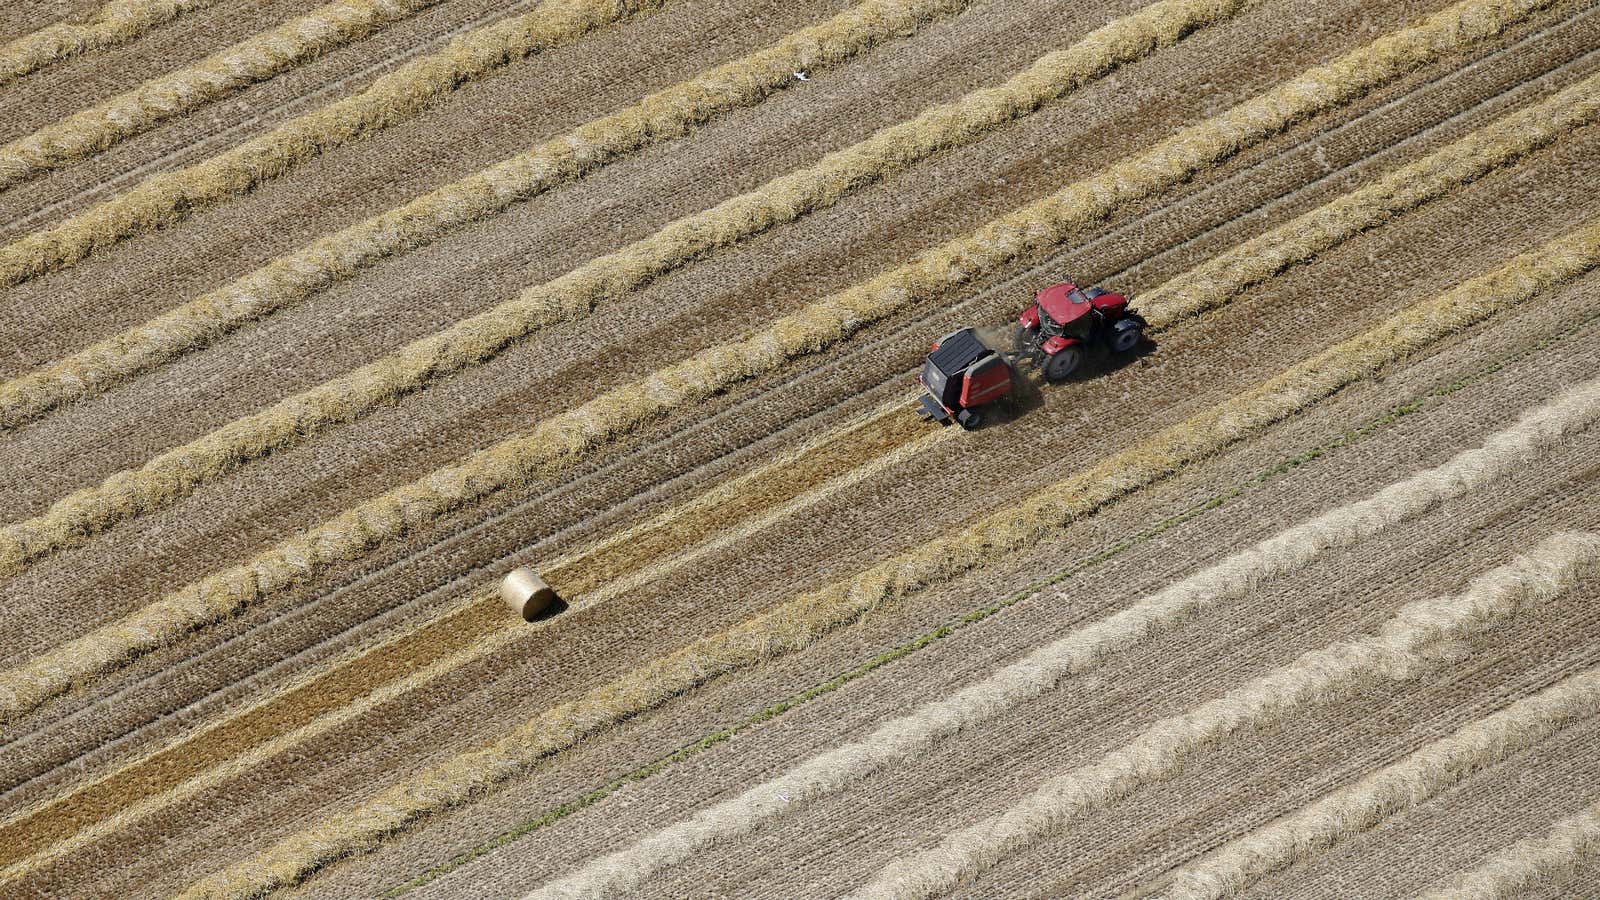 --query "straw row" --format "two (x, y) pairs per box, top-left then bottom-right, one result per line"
(7, 72), (1580, 871)
(0, 0), (674, 286)
(852, 532), (1600, 899)
(0, 0), (220, 85)
(1418, 799), (1600, 900)
(0, 0), (981, 428)
(0, 0), (443, 188)
(1161, 666), (1600, 898)
(0, 416), (938, 876)
(0, 0), (1273, 573)
(1138, 65), (1600, 325)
